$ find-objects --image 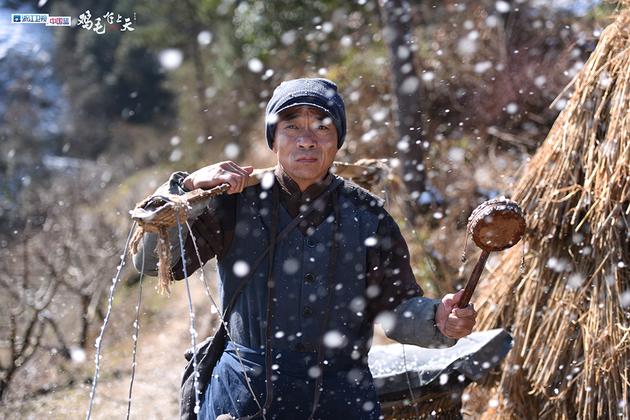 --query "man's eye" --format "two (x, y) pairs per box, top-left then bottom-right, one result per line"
(318, 125), (329, 130)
